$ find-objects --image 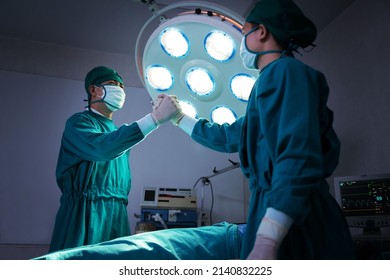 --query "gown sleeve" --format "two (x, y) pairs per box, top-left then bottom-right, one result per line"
(62, 113), (145, 161)
(191, 117), (244, 153)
